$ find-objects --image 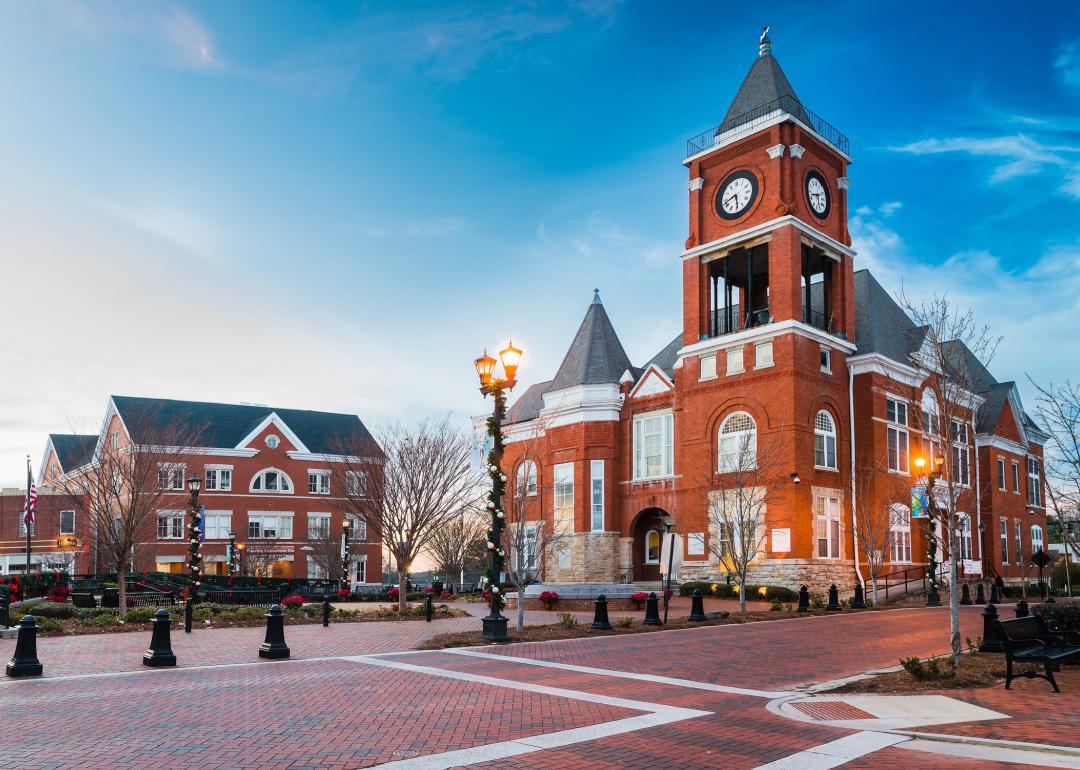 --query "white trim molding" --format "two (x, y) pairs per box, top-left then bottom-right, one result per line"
(629, 365), (674, 398)
(538, 384), (623, 431)
(847, 352), (923, 388)
(235, 412), (311, 454)
(688, 177), (704, 191)
(678, 319), (856, 365)
(681, 215), (857, 263)
(767, 143), (786, 159)
(789, 143), (805, 158)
